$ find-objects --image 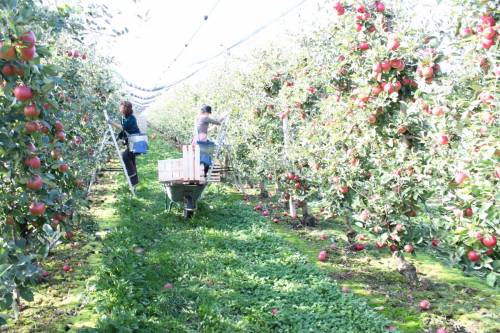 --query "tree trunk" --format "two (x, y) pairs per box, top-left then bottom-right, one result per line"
(395, 255), (419, 287)
(259, 182), (268, 198)
(343, 214), (357, 244)
(289, 197), (297, 218)
(301, 201), (316, 226)
(12, 287), (20, 320)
